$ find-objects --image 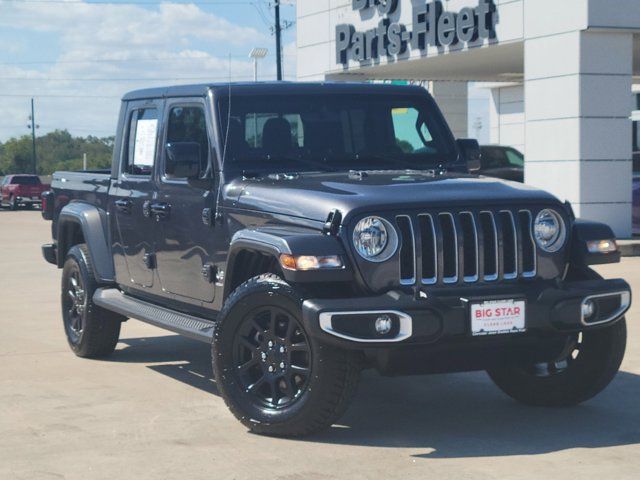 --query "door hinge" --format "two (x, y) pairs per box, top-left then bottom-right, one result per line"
(202, 208), (222, 227)
(323, 209), (342, 236)
(202, 208), (213, 227)
(201, 263), (217, 283)
(142, 200), (152, 219)
(143, 253), (156, 269)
